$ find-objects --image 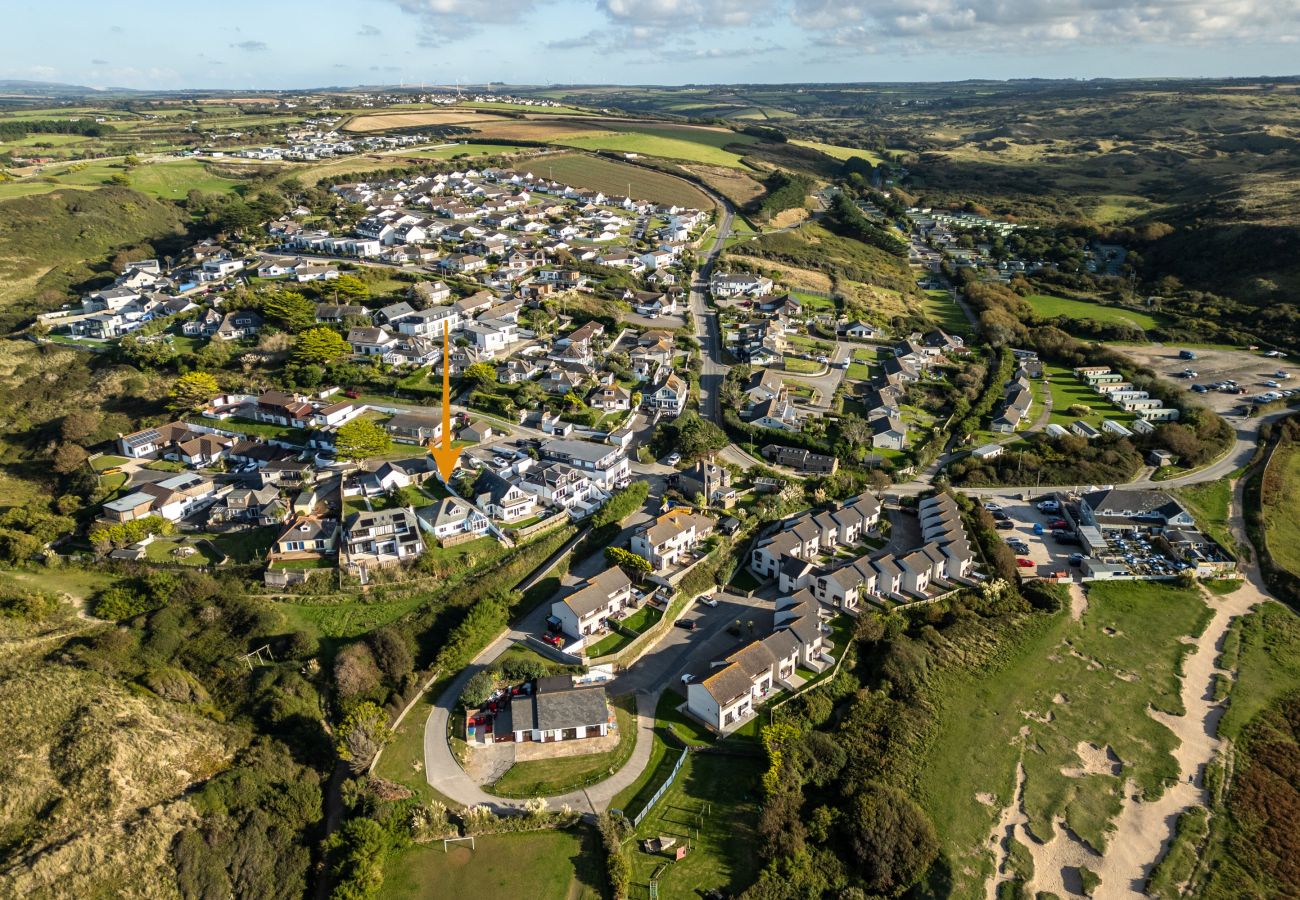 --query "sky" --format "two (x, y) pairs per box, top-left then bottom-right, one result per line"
(3, 0), (1298, 90)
